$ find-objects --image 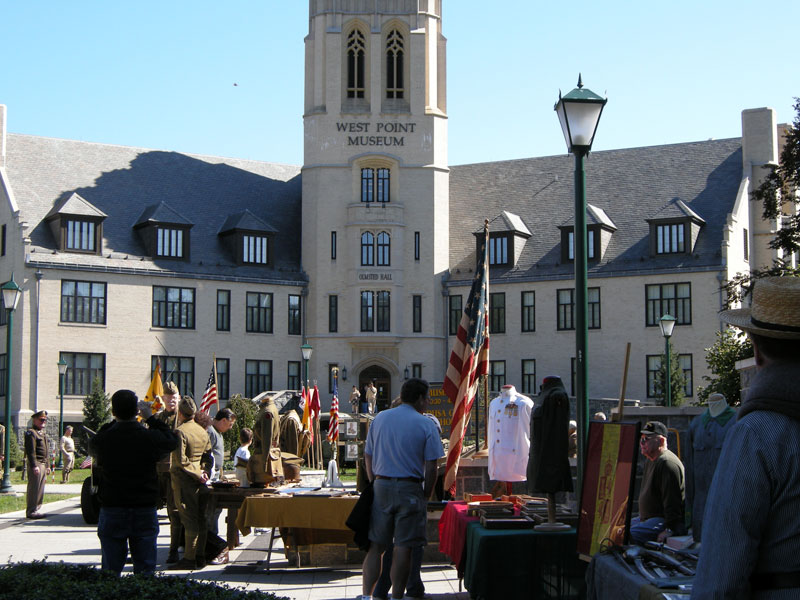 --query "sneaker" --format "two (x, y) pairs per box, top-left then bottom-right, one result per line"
(26, 513), (46, 520)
